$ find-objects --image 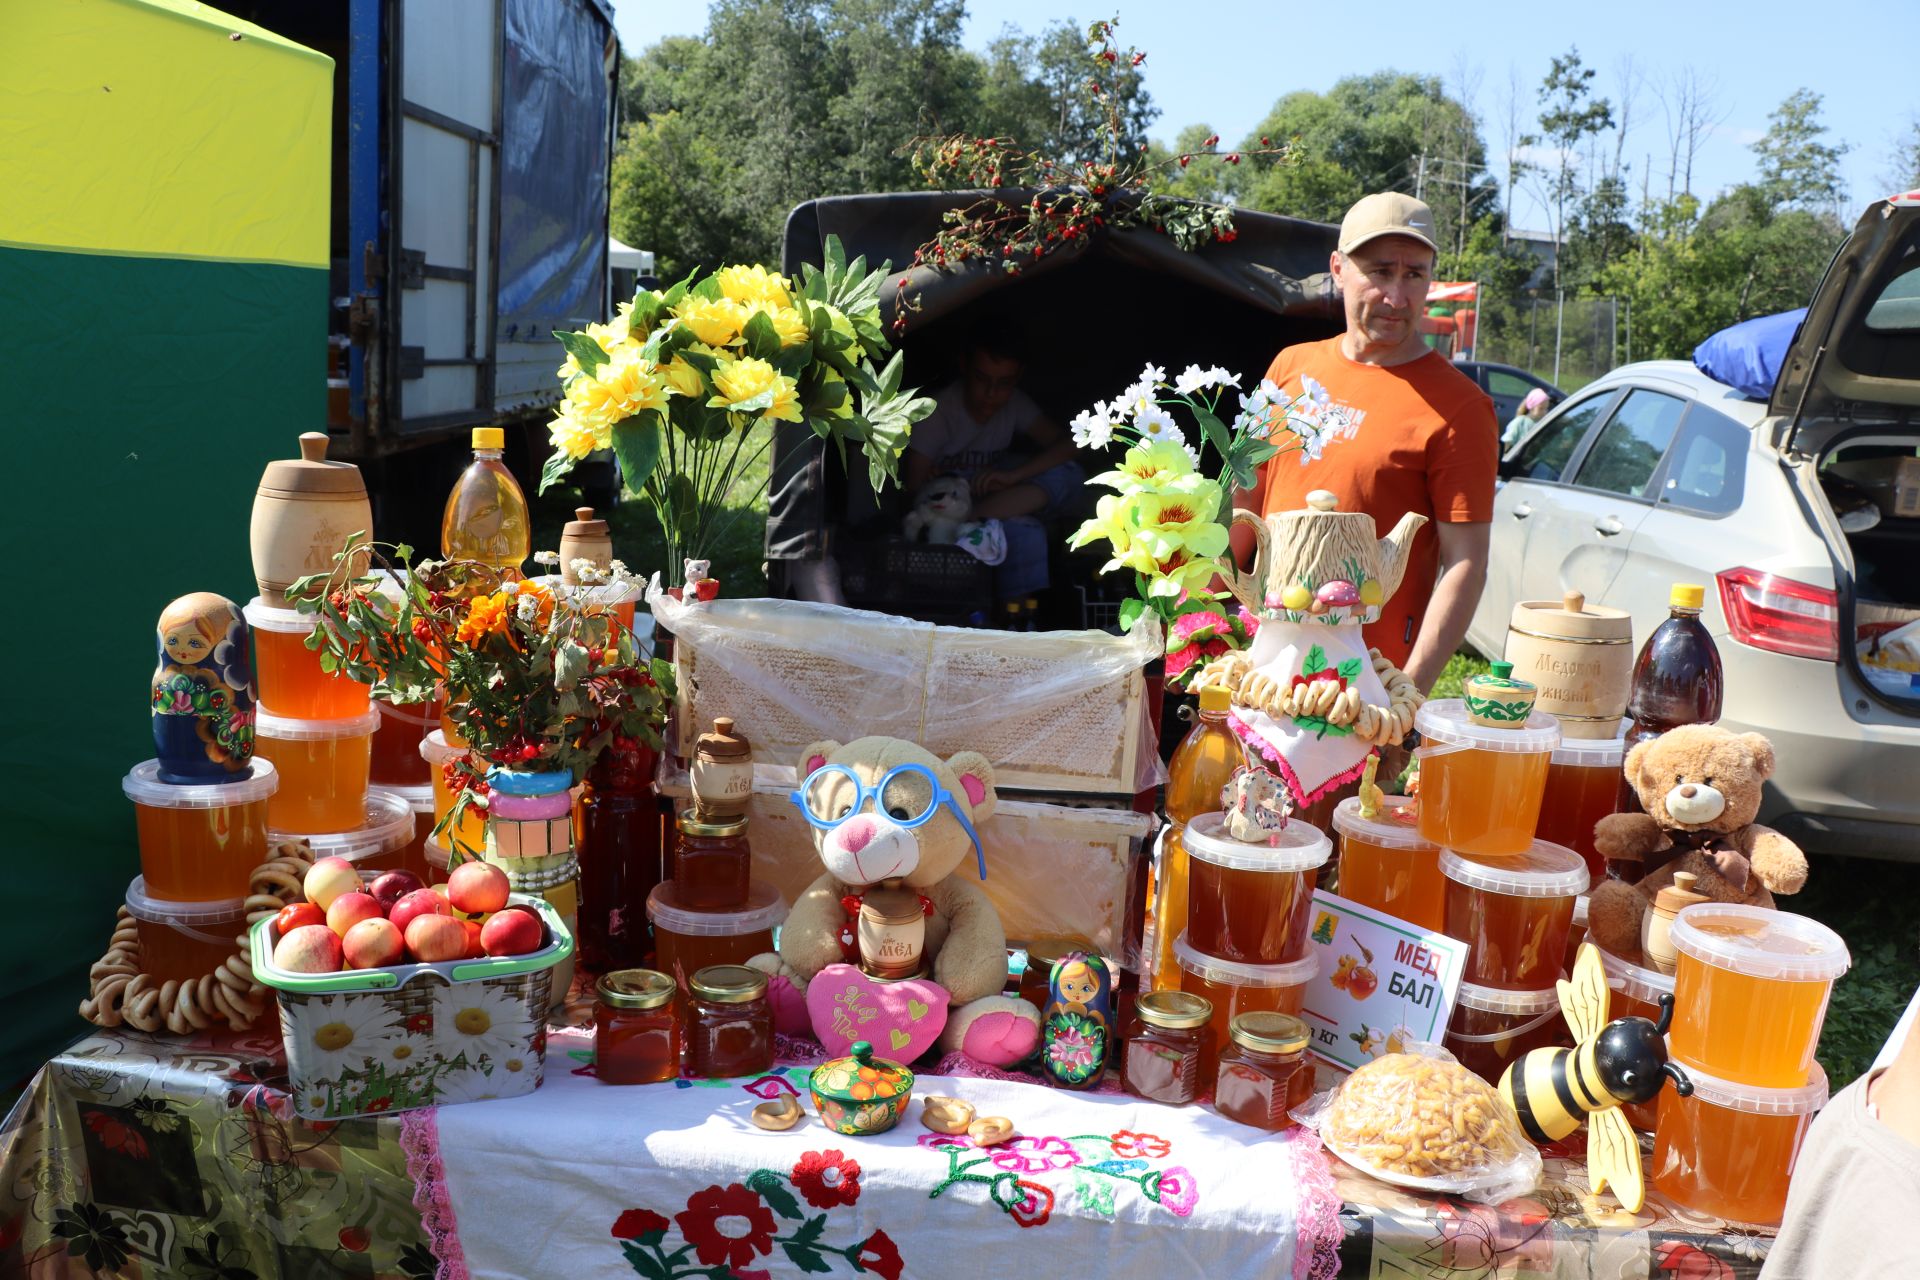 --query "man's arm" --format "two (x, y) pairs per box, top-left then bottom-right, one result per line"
(977, 416), (1076, 494)
(1401, 520), (1490, 694)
